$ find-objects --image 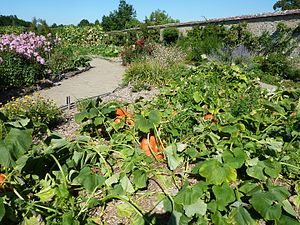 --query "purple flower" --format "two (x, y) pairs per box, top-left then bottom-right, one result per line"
(0, 32), (54, 65)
